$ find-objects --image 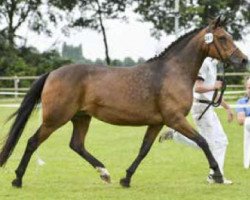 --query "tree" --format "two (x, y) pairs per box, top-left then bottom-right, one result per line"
(111, 59), (123, 66)
(95, 58), (106, 65)
(123, 57), (135, 66)
(0, 41), (70, 82)
(49, 0), (132, 65)
(134, 0), (250, 40)
(0, 0), (56, 47)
